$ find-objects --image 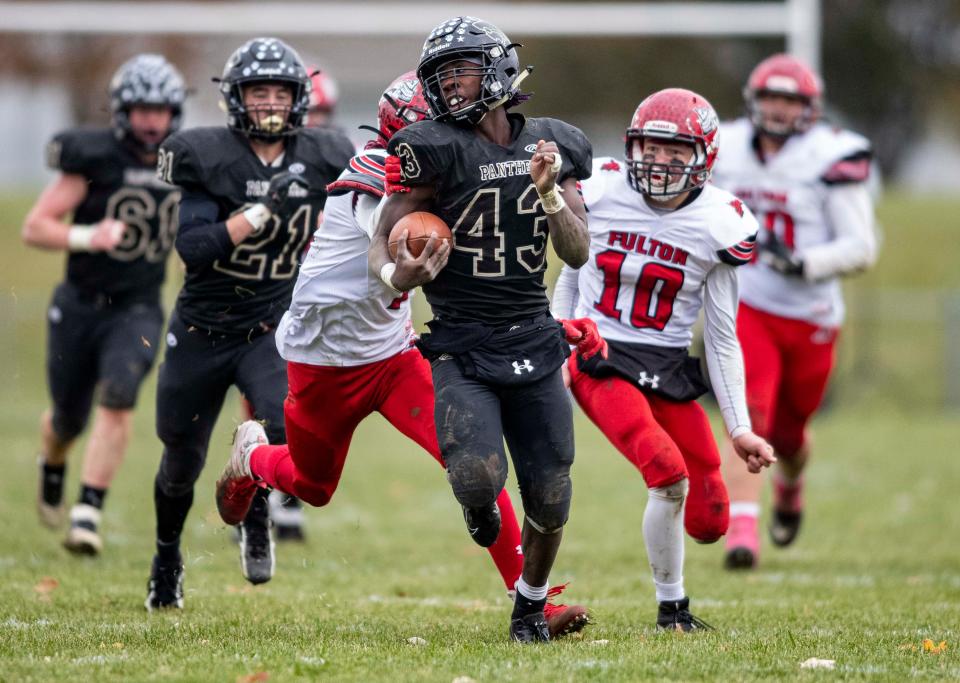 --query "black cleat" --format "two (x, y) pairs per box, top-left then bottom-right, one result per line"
(724, 546), (757, 570)
(769, 509), (803, 547)
(240, 490), (274, 585)
(145, 555), (184, 611)
(510, 611), (550, 643)
(462, 502), (501, 548)
(656, 597), (714, 632)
